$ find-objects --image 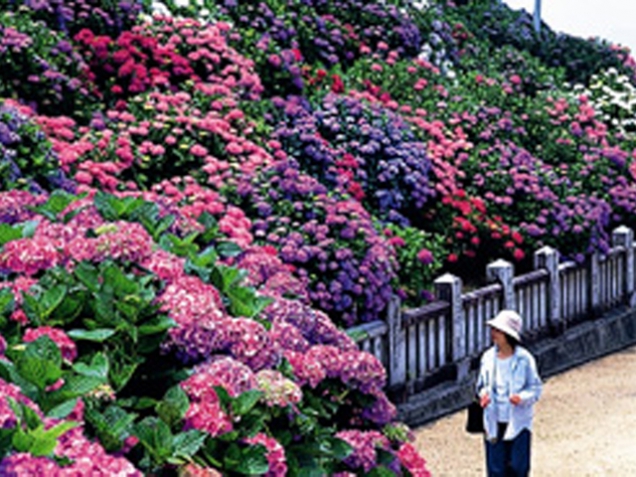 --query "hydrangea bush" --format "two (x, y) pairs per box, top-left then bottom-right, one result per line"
(236, 159), (397, 327)
(0, 12), (96, 118)
(270, 93), (434, 226)
(0, 189), (426, 475)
